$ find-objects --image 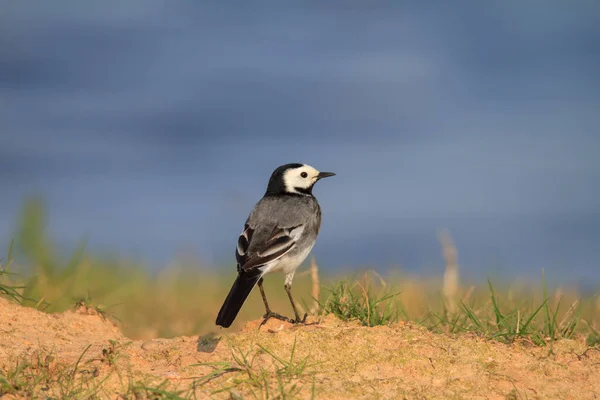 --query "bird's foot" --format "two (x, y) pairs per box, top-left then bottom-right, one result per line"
(259, 311), (293, 328)
(258, 311), (306, 329)
(293, 313), (308, 324)
(259, 311), (309, 329)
